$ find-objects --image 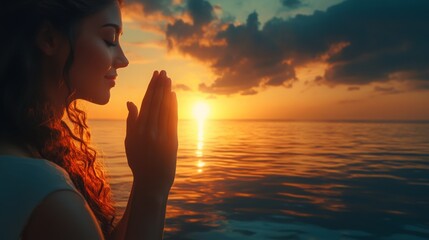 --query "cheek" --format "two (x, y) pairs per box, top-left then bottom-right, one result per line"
(70, 39), (112, 94)
(75, 41), (112, 77)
